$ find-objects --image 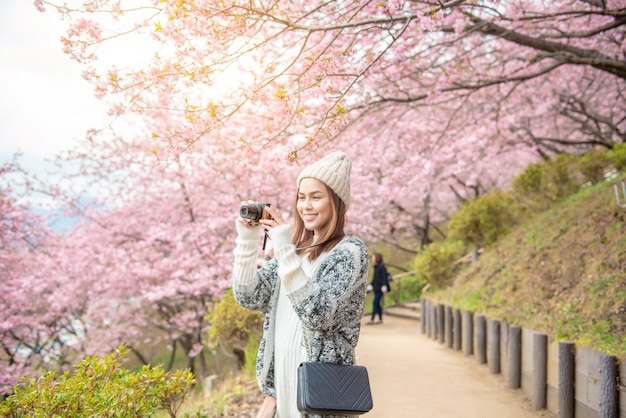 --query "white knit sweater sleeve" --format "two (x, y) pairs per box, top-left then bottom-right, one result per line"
(267, 224), (309, 294)
(232, 220), (262, 289)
